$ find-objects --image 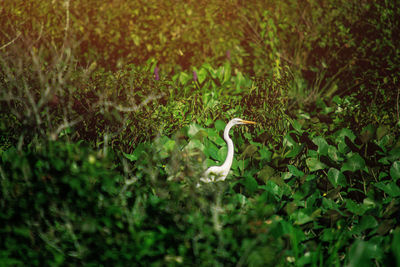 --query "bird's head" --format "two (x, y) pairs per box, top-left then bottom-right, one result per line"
(231, 118), (257, 125)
